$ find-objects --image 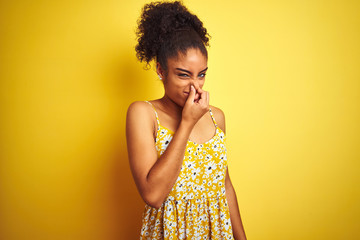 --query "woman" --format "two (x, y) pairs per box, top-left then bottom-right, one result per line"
(126, 1), (247, 239)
